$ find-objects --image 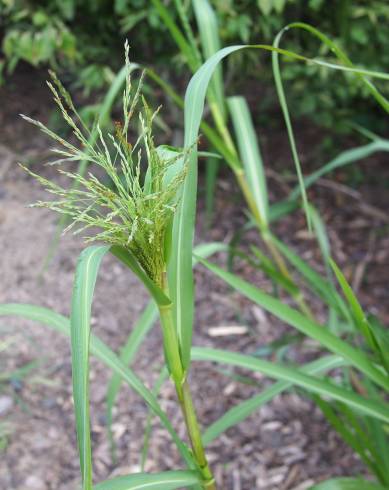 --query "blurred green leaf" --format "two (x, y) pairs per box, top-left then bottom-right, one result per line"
(94, 470), (200, 490)
(309, 478), (388, 490)
(198, 257), (389, 392)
